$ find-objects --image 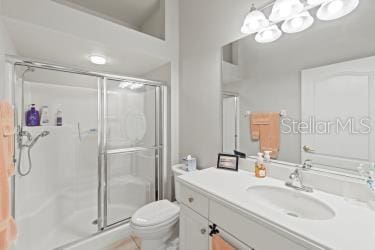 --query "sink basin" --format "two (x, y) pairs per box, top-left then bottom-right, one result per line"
(246, 185), (335, 220)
